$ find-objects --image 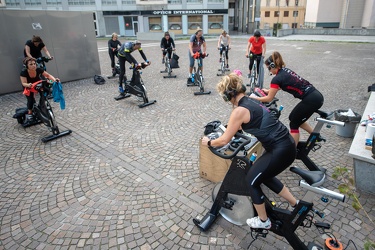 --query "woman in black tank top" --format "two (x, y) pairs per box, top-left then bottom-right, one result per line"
(201, 73), (298, 229)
